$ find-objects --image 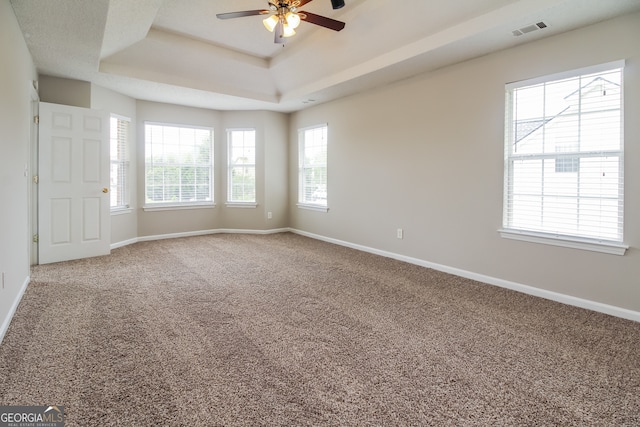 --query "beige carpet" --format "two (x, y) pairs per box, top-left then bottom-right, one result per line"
(0, 232), (638, 426)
